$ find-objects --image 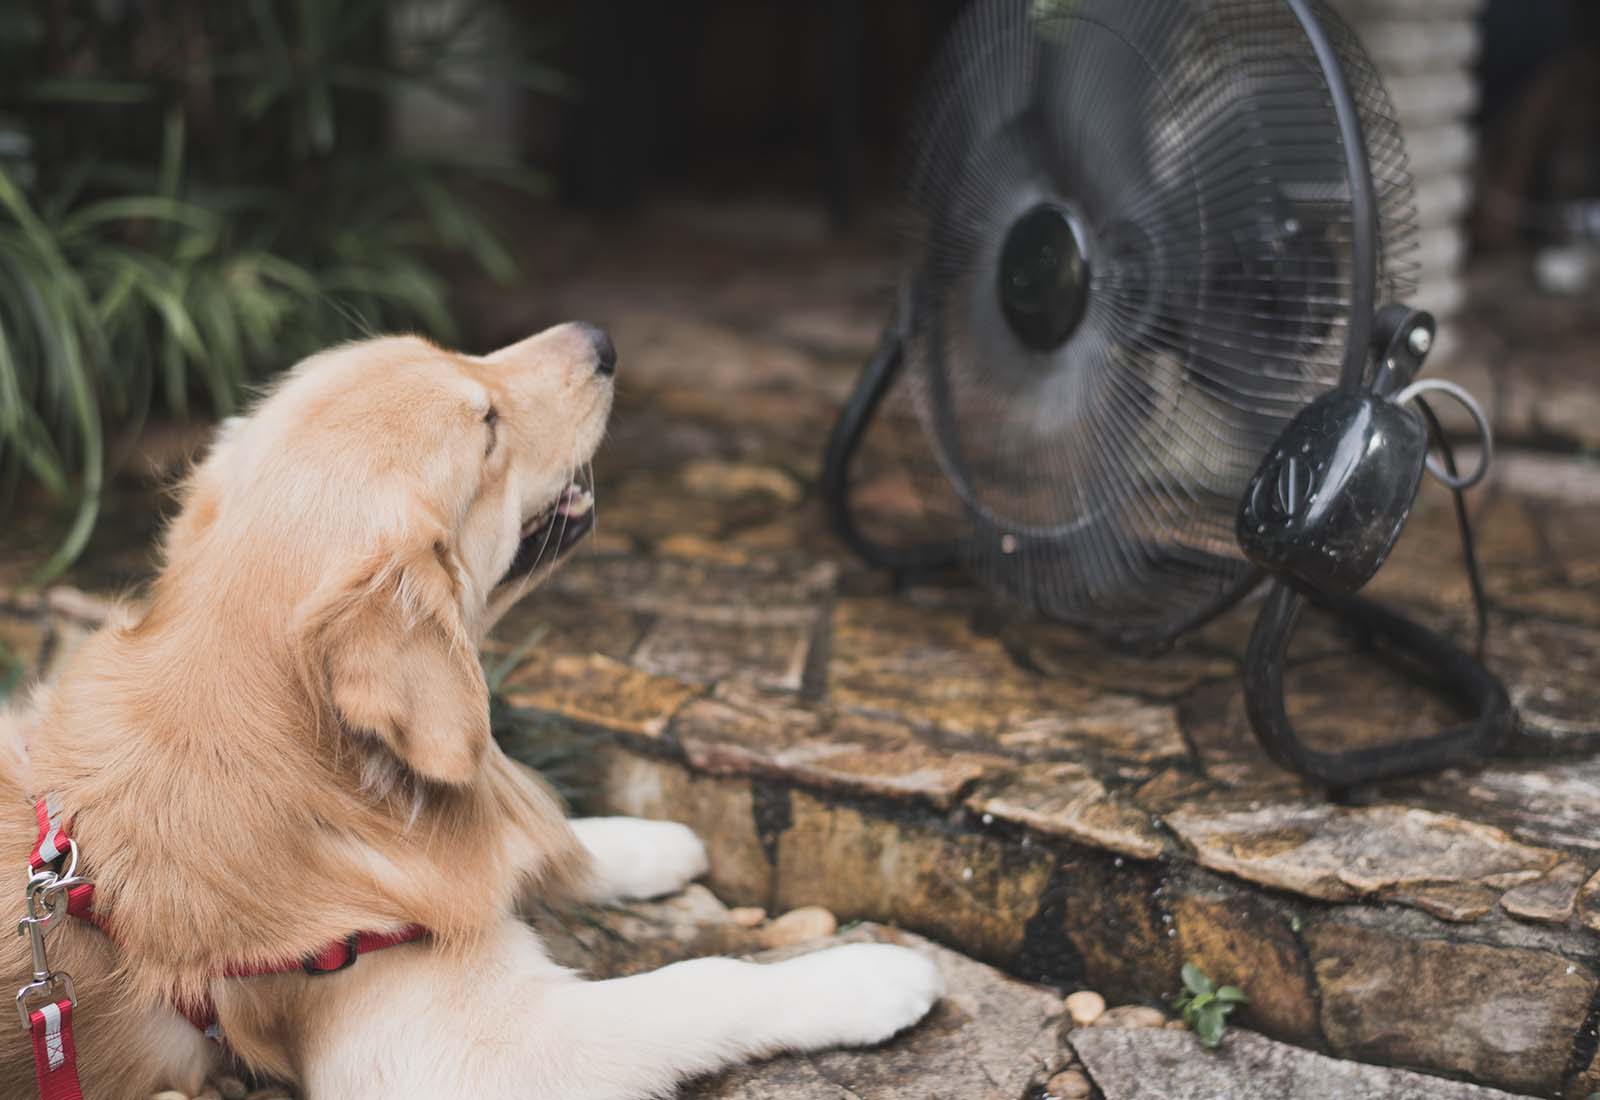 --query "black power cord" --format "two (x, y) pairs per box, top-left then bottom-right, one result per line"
(1413, 395), (1491, 656)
